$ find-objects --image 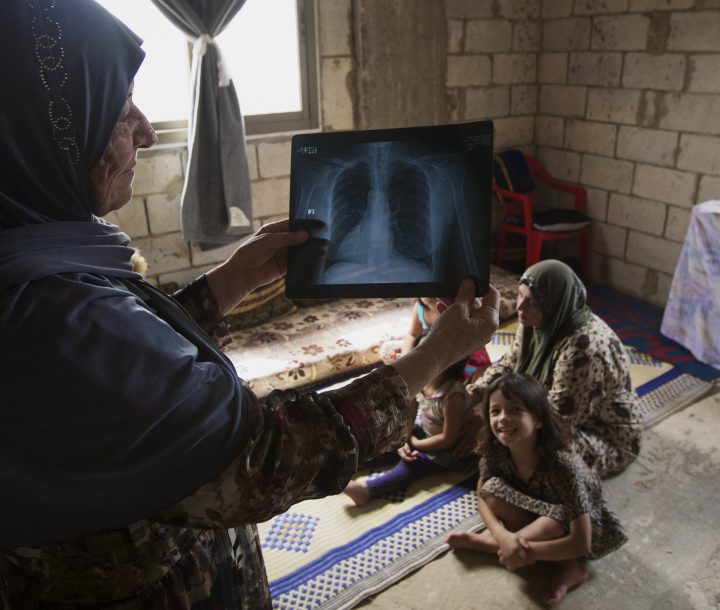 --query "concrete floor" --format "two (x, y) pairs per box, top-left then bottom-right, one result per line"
(358, 386), (720, 610)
